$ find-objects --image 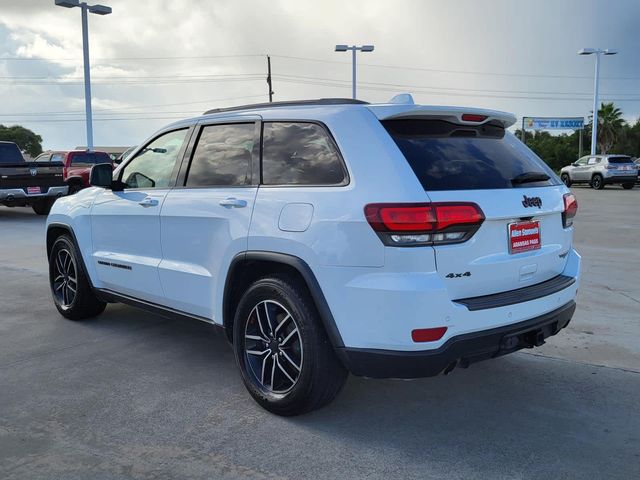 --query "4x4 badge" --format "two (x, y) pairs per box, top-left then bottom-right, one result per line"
(522, 195), (542, 208)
